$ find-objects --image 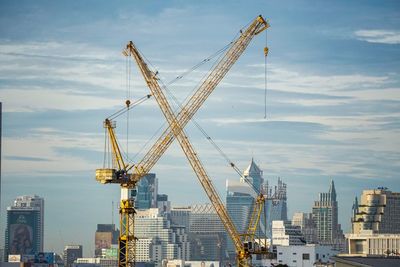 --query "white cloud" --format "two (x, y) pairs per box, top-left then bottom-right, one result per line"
(354, 29), (400, 44)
